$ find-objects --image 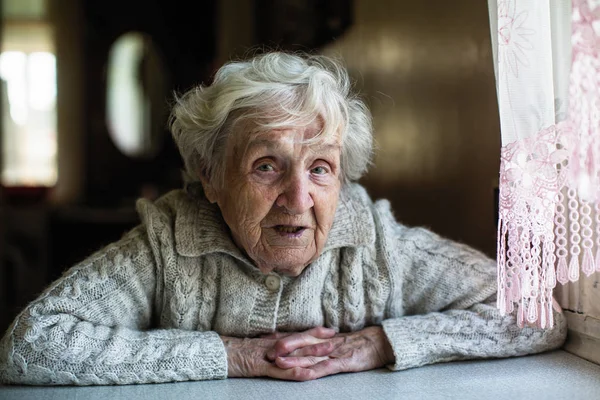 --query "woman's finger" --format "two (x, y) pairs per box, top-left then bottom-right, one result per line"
(266, 327), (337, 360)
(302, 326), (337, 339)
(267, 334), (328, 360)
(265, 364), (316, 382)
(275, 356), (329, 369)
(306, 358), (348, 379)
(262, 327), (333, 340)
(288, 341), (334, 357)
